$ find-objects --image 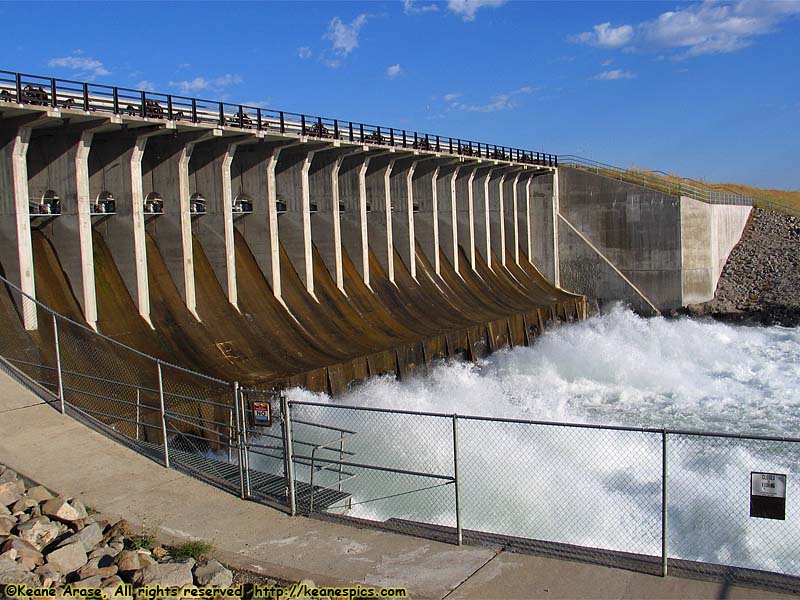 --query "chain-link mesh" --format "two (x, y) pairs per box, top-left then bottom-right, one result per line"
(668, 434), (800, 578)
(3, 272), (800, 590)
(288, 403), (457, 536)
(159, 362), (238, 493)
(0, 283), (59, 396)
(458, 418), (662, 559)
(282, 402), (800, 589)
(240, 388), (287, 506)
